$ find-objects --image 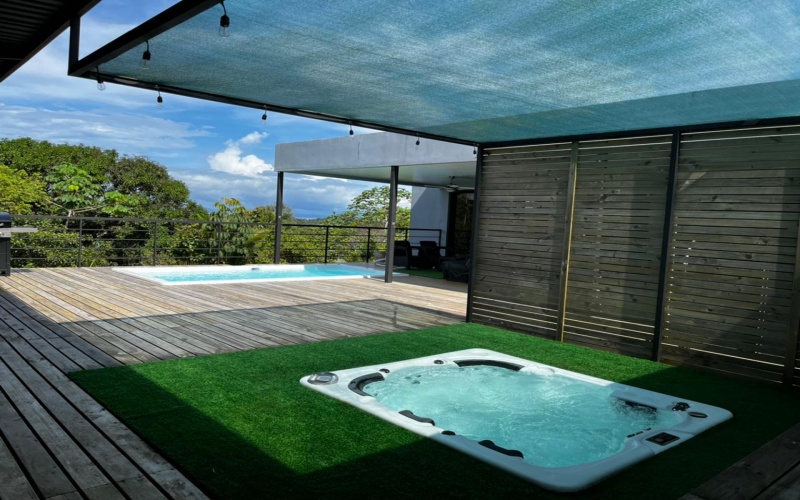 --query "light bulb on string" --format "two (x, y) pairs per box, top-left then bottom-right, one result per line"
(219, 1), (230, 37)
(261, 106), (267, 125)
(156, 89), (163, 109)
(415, 134), (420, 146)
(473, 147), (477, 155)
(141, 40), (151, 69)
(349, 124), (354, 136)
(96, 76), (106, 91)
